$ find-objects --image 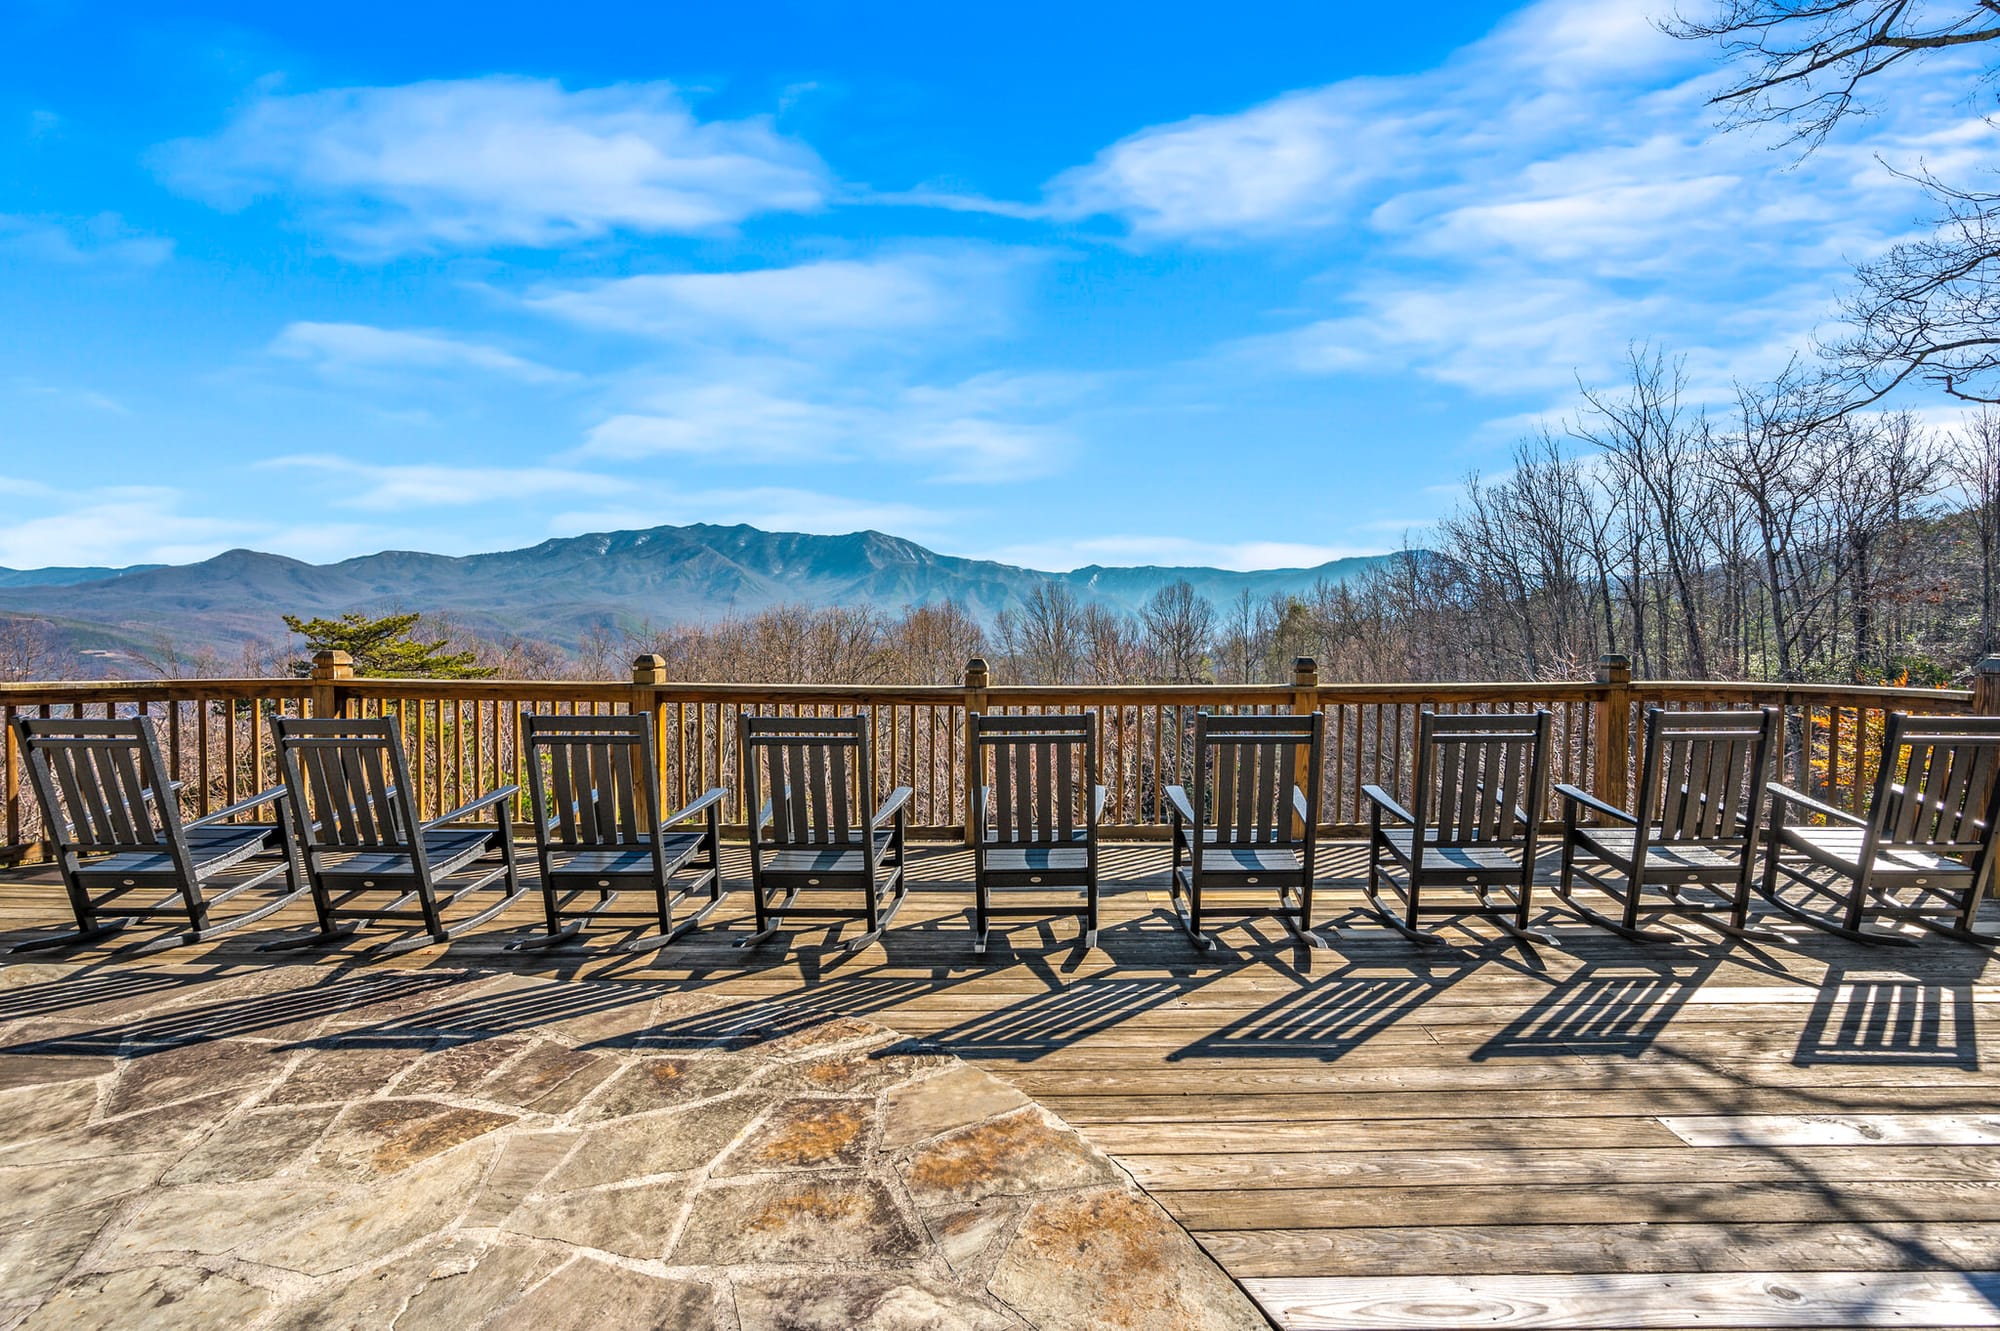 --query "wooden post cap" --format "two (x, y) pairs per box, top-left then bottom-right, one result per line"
(1597, 653), (1632, 685)
(1976, 656), (2000, 714)
(964, 657), (990, 689)
(631, 653), (668, 685)
(1293, 656), (1319, 686)
(310, 650), (354, 680)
